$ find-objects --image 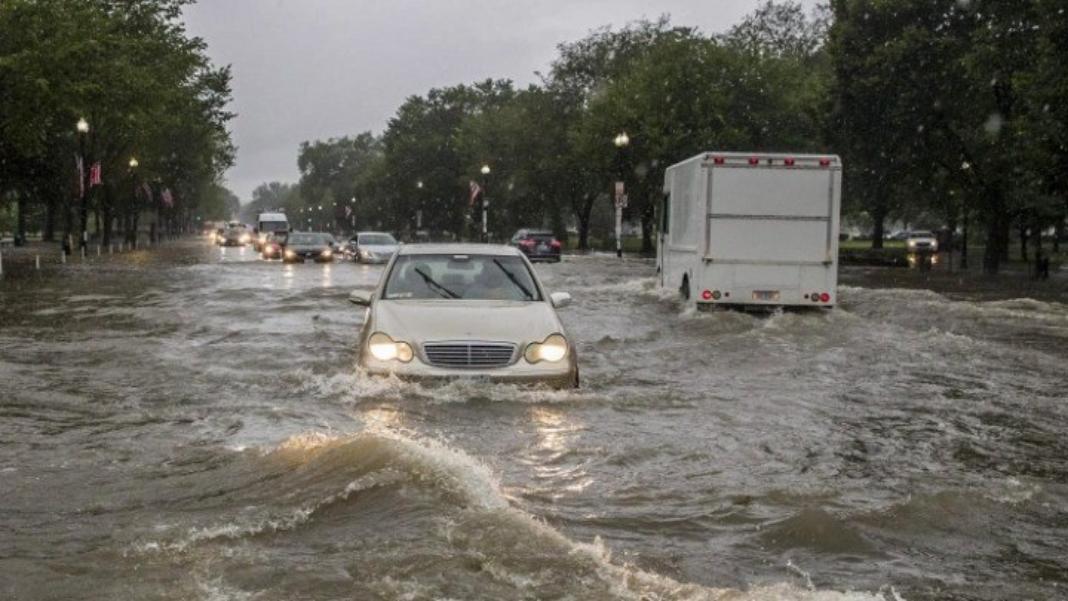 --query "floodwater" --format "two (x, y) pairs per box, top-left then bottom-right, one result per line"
(1, 240), (1066, 601)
